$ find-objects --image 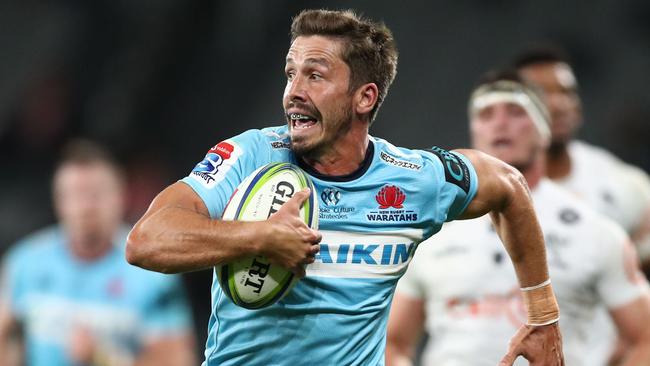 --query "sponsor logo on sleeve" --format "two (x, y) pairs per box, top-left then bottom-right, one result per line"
(427, 147), (471, 193)
(208, 141), (234, 158)
(190, 141), (241, 188)
(270, 141), (291, 149)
